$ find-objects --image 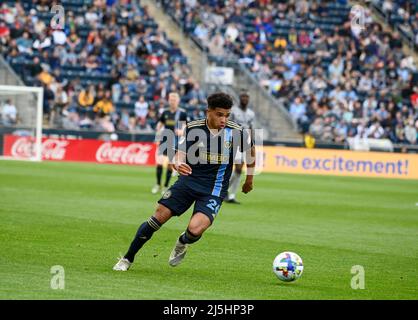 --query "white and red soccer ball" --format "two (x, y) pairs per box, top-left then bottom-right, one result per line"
(273, 251), (304, 282)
